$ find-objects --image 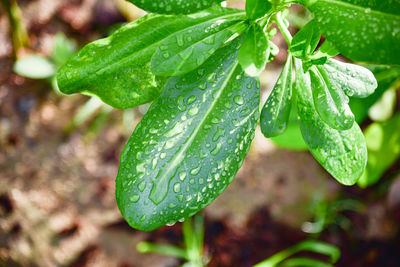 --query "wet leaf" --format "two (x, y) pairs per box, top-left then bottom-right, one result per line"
(290, 19), (321, 59)
(319, 59), (377, 98)
(57, 8), (236, 109)
(309, 65), (355, 130)
(127, 0), (225, 14)
(116, 39), (259, 231)
(305, 0), (400, 64)
(245, 0), (272, 20)
(260, 54), (293, 137)
(302, 41), (339, 72)
(294, 59), (367, 186)
(238, 23), (269, 77)
(151, 10), (247, 76)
